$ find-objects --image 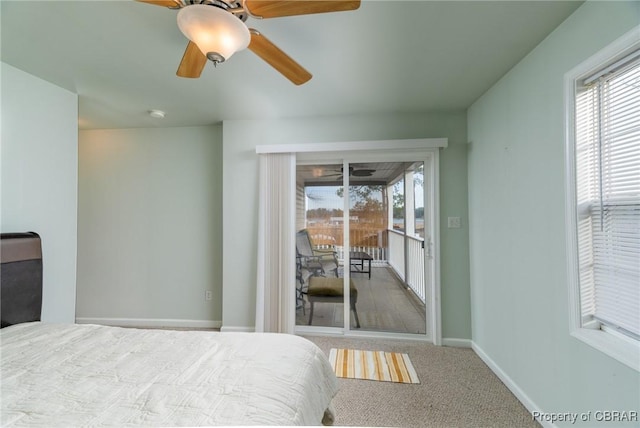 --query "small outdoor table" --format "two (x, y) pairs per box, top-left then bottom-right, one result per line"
(349, 251), (373, 279)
